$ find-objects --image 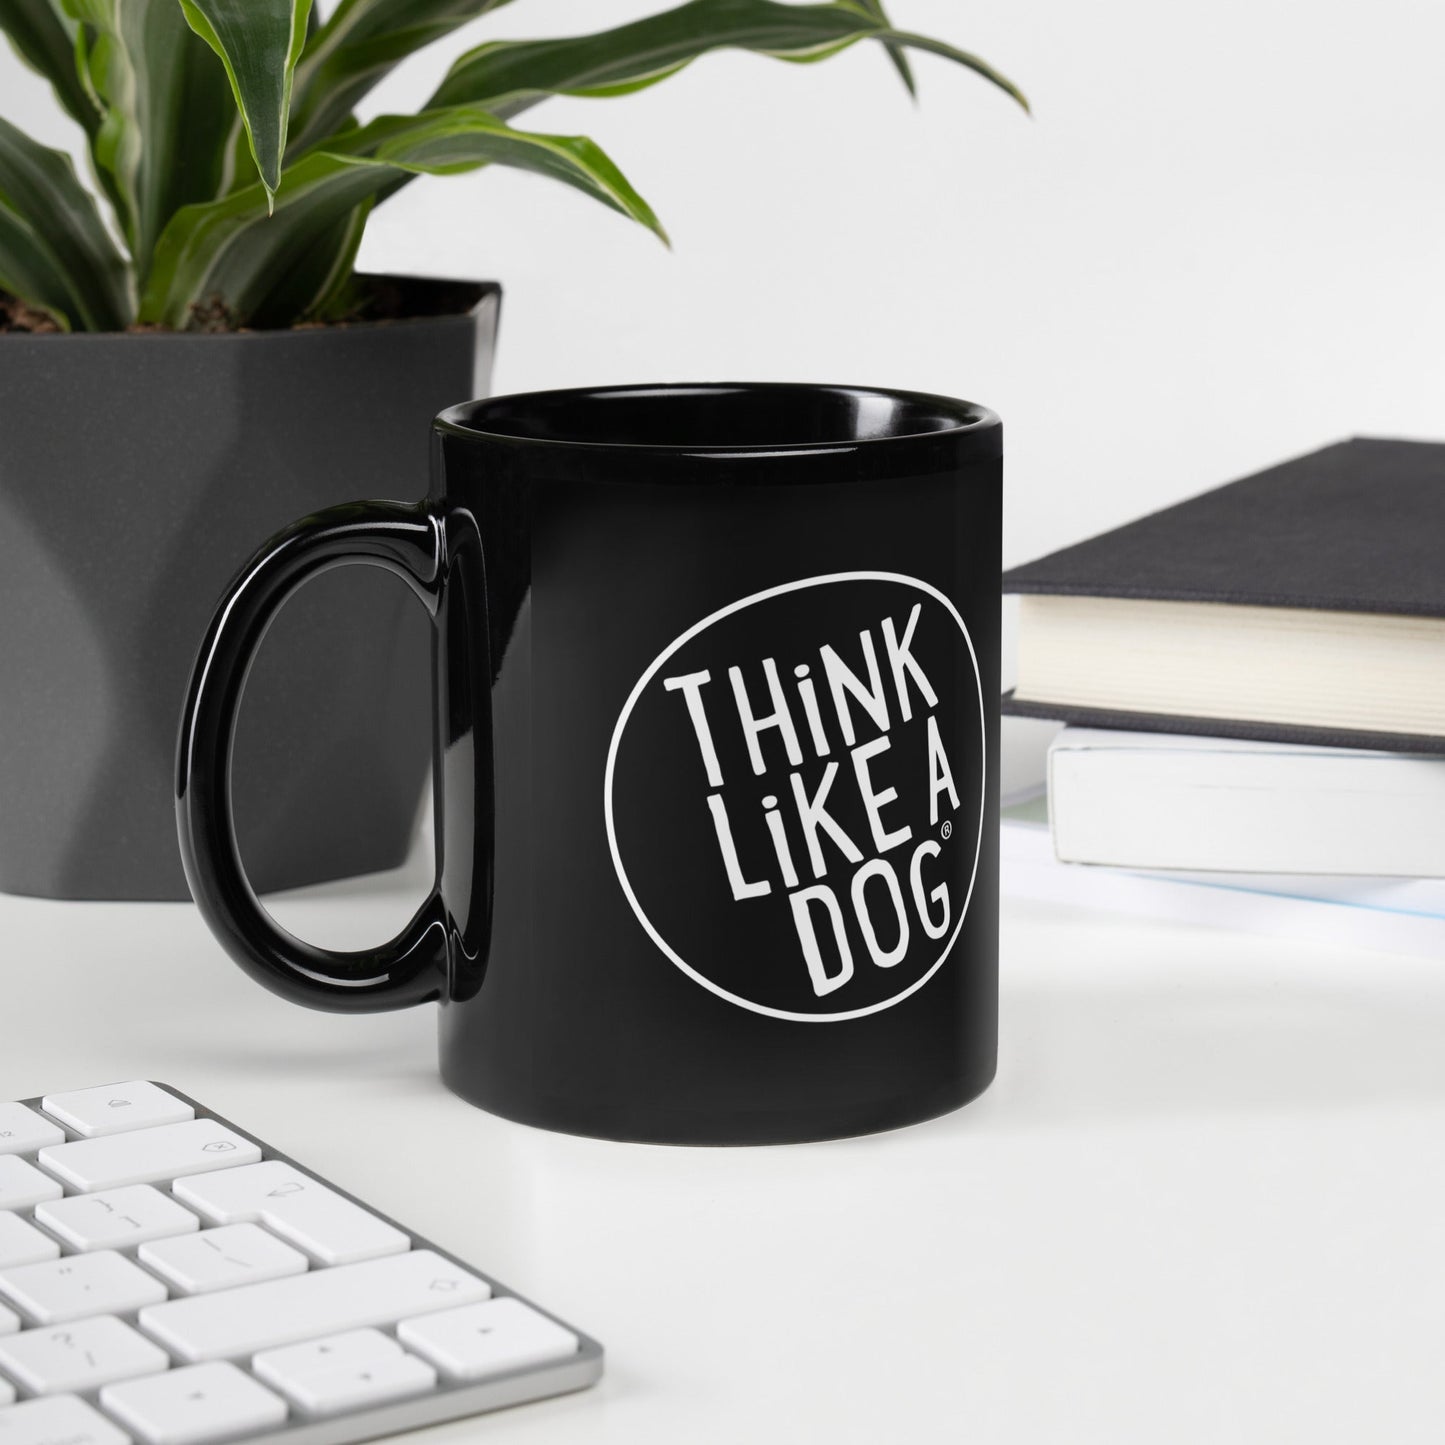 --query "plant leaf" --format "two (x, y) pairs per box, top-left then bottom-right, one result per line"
(59, 0), (237, 280)
(848, 0), (915, 98)
(303, 198), (373, 321)
(880, 30), (1029, 112)
(0, 206), (76, 329)
(429, 0), (1028, 119)
(176, 0), (313, 205)
(0, 114), (130, 329)
(139, 106), (664, 329)
(0, 0), (101, 136)
(289, 0), (514, 155)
